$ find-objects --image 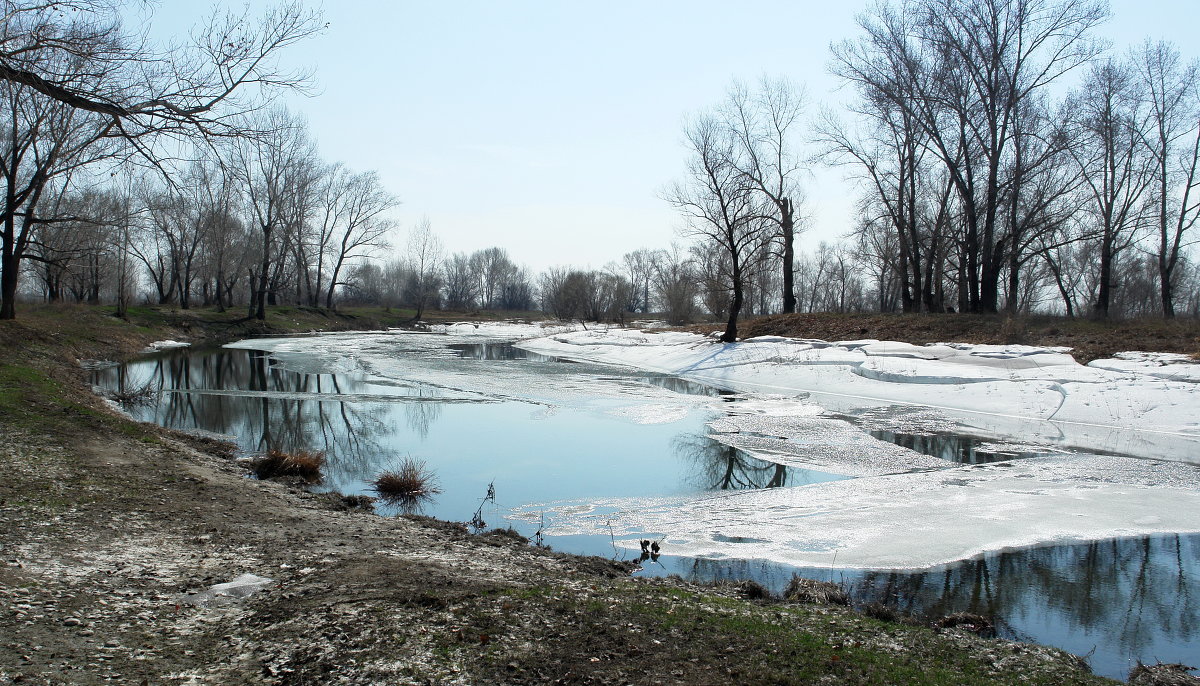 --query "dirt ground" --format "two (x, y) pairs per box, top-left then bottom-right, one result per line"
(733, 312), (1200, 364)
(0, 305), (1160, 684)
